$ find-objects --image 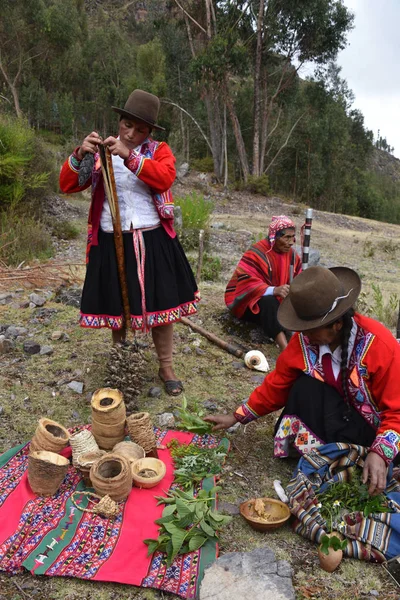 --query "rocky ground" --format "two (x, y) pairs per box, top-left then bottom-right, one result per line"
(0, 172), (400, 600)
